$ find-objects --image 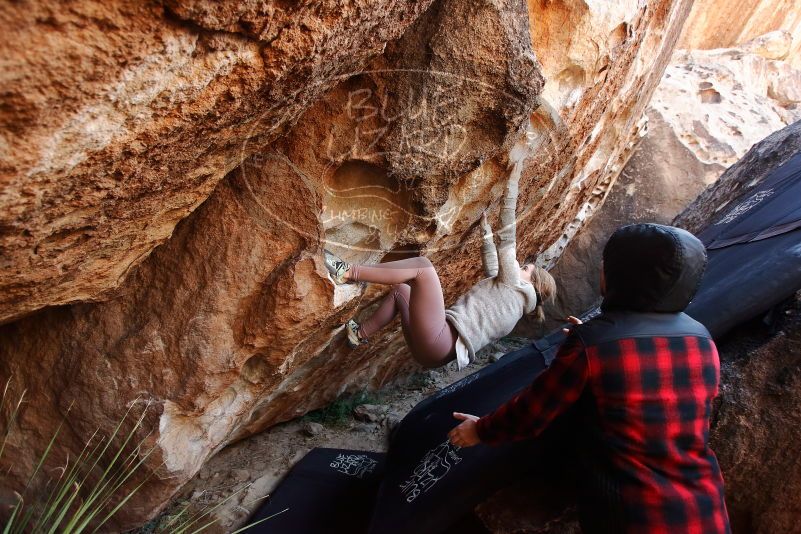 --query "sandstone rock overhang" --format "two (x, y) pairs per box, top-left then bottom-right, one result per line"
(0, 0), (695, 528)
